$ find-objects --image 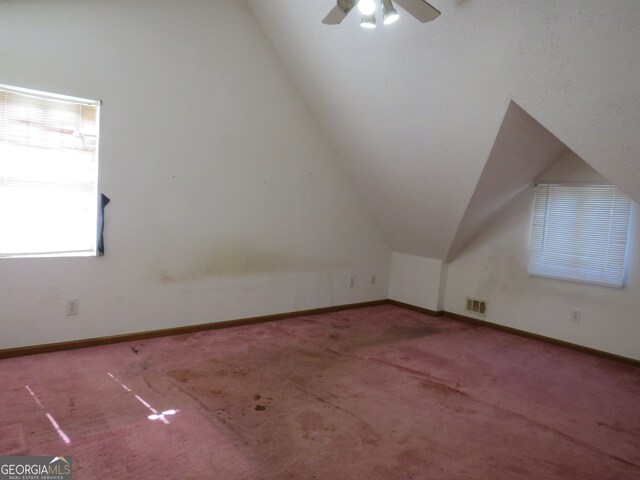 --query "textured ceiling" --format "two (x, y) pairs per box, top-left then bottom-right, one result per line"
(248, 0), (640, 259)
